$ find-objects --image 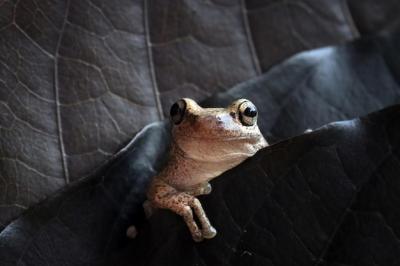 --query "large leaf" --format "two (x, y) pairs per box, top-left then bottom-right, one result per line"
(149, 0), (358, 110)
(112, 105), (400, 266)
(0, 0), (359, 229)
(0, 105), (399, 266)
(1, 30), (400, 265)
